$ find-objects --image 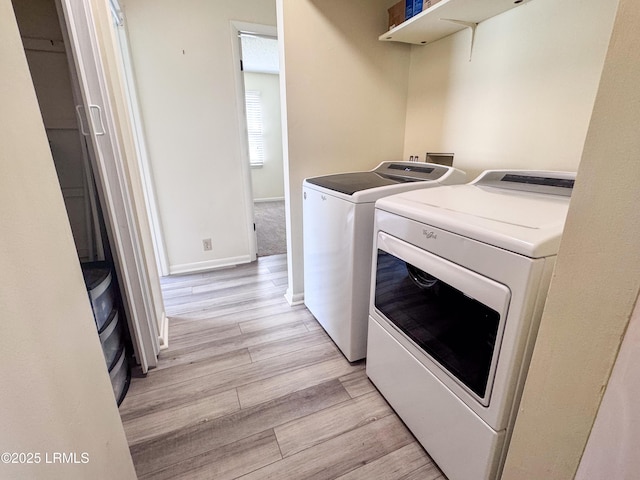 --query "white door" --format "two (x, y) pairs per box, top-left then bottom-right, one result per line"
(58, 0), (159, 372)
